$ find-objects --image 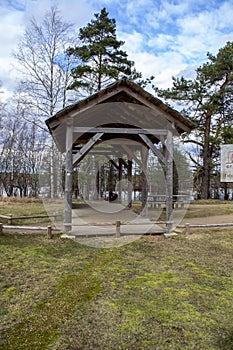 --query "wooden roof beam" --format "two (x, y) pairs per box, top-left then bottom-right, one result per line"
(73, 127), (168, 135)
